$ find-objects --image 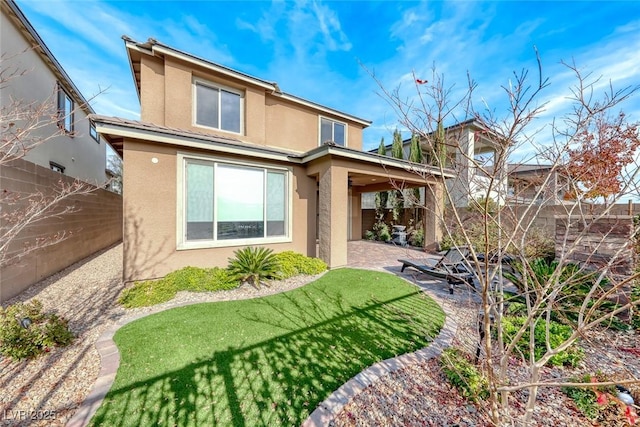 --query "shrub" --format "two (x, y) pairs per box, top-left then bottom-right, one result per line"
(228, 246), (279, 287)
(364, 230), (375, 241)
(272, 251), (327, 279)
(501, 315), (584, 367)
(377, 223), (391, 242)
(440, 347), (489, 402)
(372, 220), (391, 242)
(119, 266), (240, 308)
(506, 259), (634, 331)
(522, 227), (555, 261)
(202, 267), (239, 291)
(562, 374), (602, 419)
(0, 300), (74, 361)
(563, 374), (634, 424)
(119, 277), (179, 308)
(168, 266), (237, 292)
(408, 227), (424, 247)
